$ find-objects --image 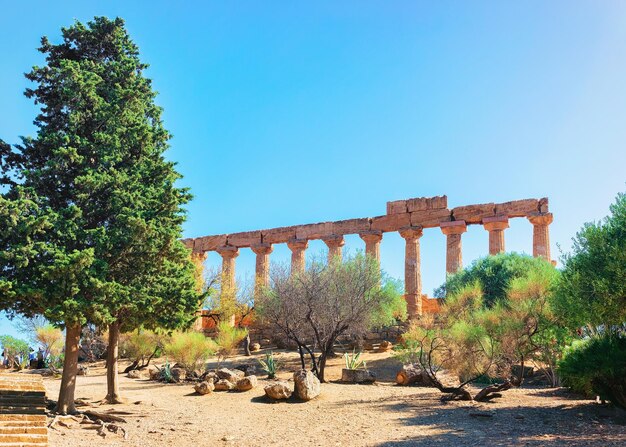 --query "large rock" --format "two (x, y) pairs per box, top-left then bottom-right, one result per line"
(194, 381), (215, 395)
(217, 368), (245, 383)
(148, 365), (161, 380)
(264, 382), (292, 400)
(341, 368), (376, 384)
(236, 375), (258, 391)
(127, 369), (147, 379)
(203, 371), (219, 384)
(293, 369), (321, 401)
(214, 379), (236, 391)
(171, 367), (186, 383)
